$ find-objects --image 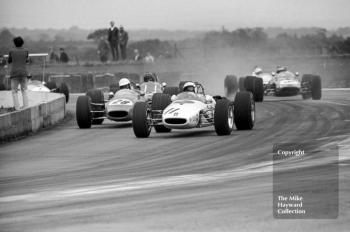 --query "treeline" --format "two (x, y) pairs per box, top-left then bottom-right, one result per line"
(200, 28), (350, 56)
